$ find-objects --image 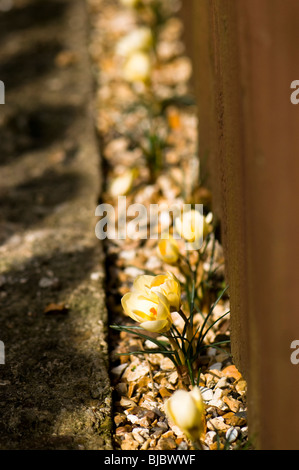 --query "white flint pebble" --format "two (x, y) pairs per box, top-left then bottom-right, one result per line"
(201, 388), (214, 402)
(226, 427), (239, 443)
(215, 377), (228, 389)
